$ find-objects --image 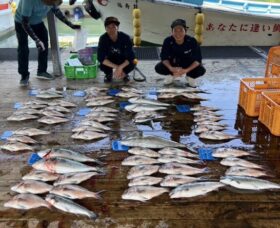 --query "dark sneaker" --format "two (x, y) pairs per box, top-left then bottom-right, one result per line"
(19, 78), (29, 86)
(104, 74), (112, 83)
(123, 75), (130, 83)
(37, 72), (54, 80)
